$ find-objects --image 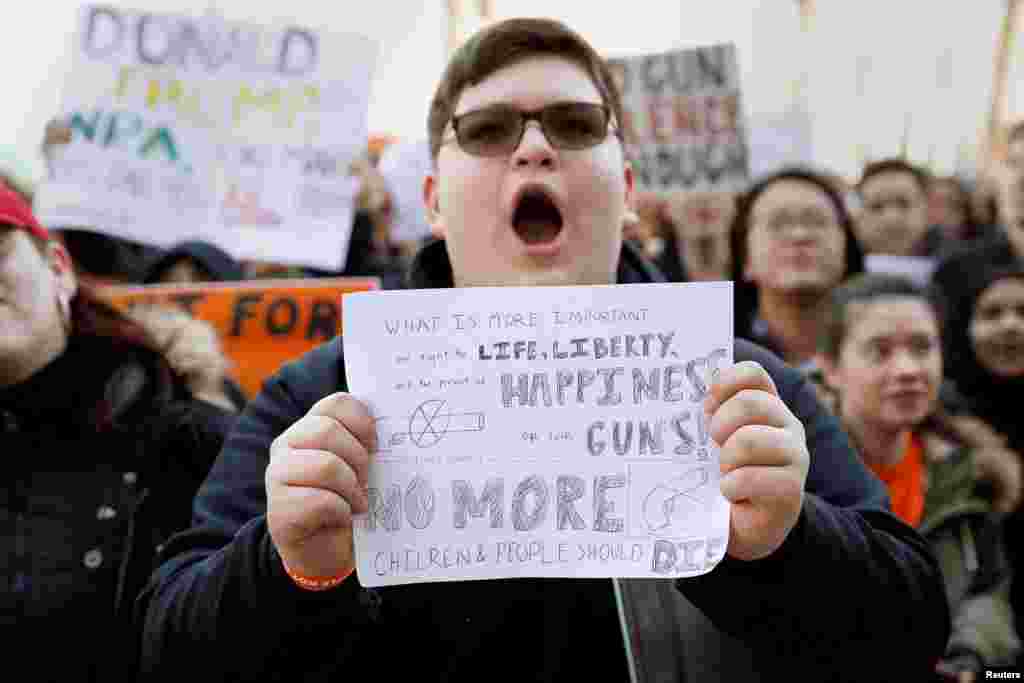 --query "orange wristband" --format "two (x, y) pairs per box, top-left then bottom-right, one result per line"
(282, 560), (353, 592)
